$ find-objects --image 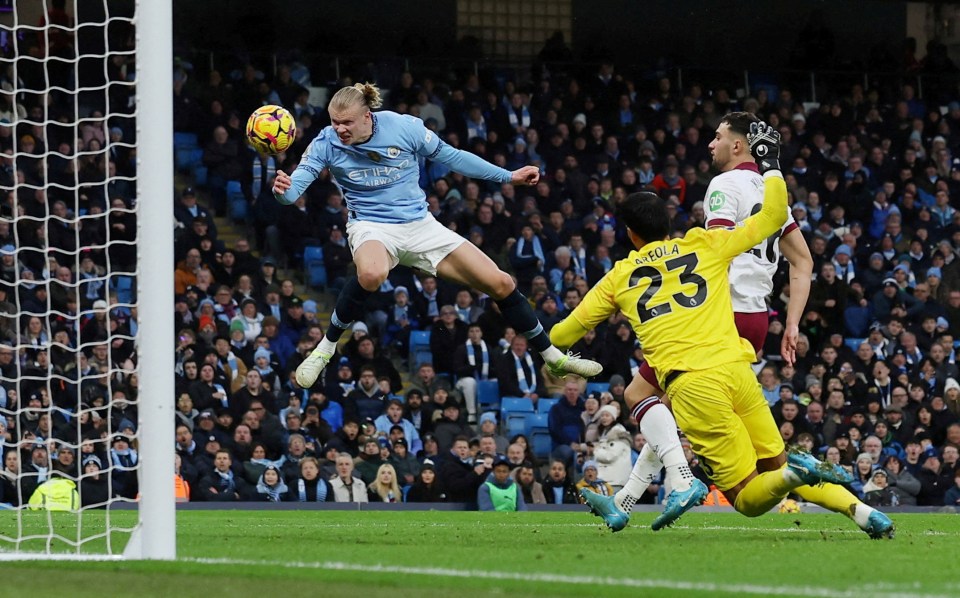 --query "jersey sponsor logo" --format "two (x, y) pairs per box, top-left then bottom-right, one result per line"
(708, 190), (726, 211)
(387, 147), (401, 158)
(345, 160), (412, 186)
